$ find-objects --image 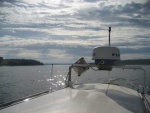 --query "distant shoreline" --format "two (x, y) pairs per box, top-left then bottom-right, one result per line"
(0, 59), (44, 66)
(114, 59), (150, 65)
